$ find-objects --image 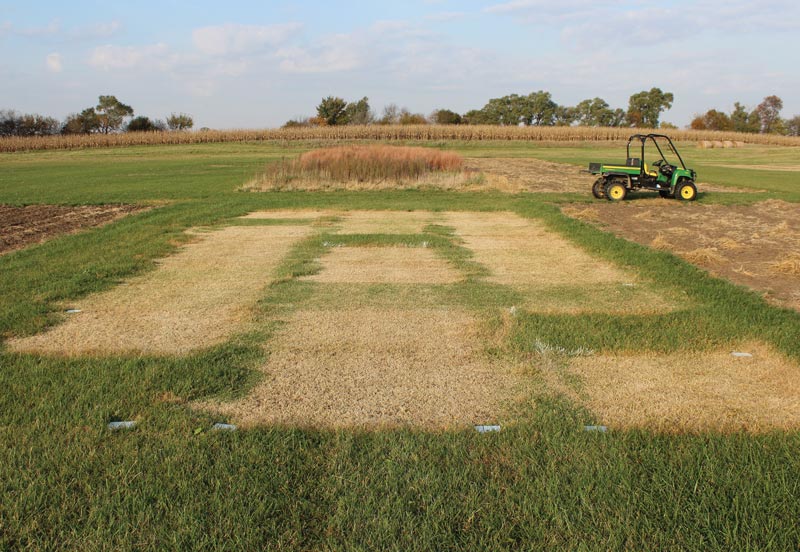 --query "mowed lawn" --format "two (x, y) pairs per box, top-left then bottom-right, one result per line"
(2, 141), (800, 550)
